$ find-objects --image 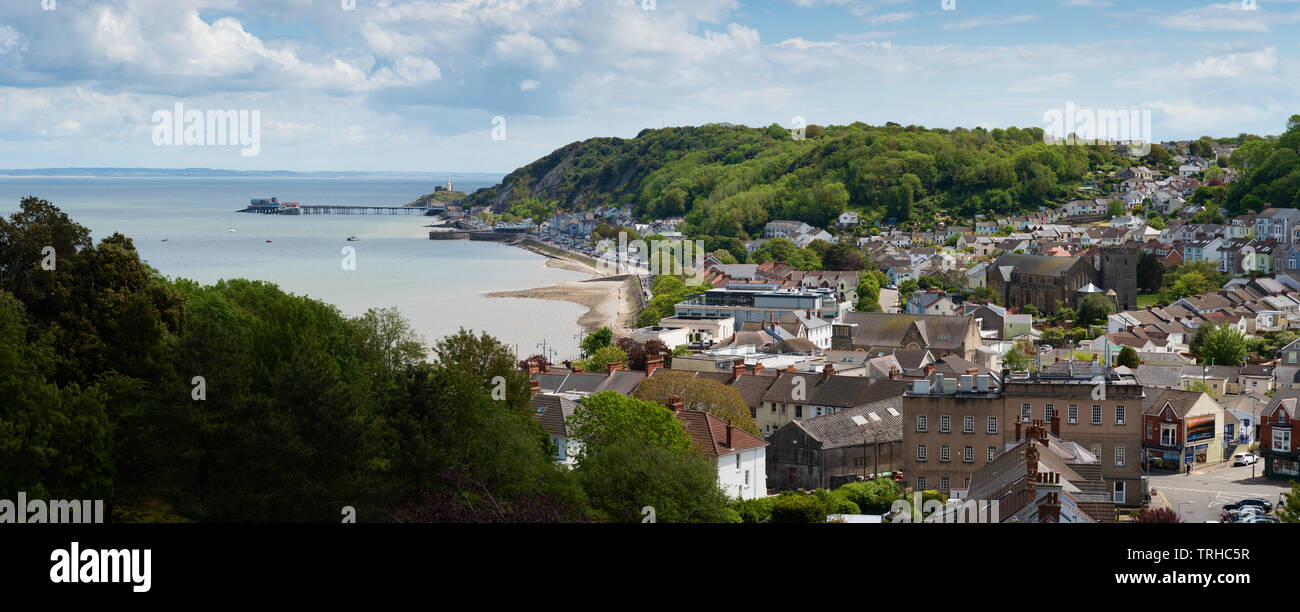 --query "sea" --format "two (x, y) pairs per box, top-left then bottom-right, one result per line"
(0, 176), (588, 361)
